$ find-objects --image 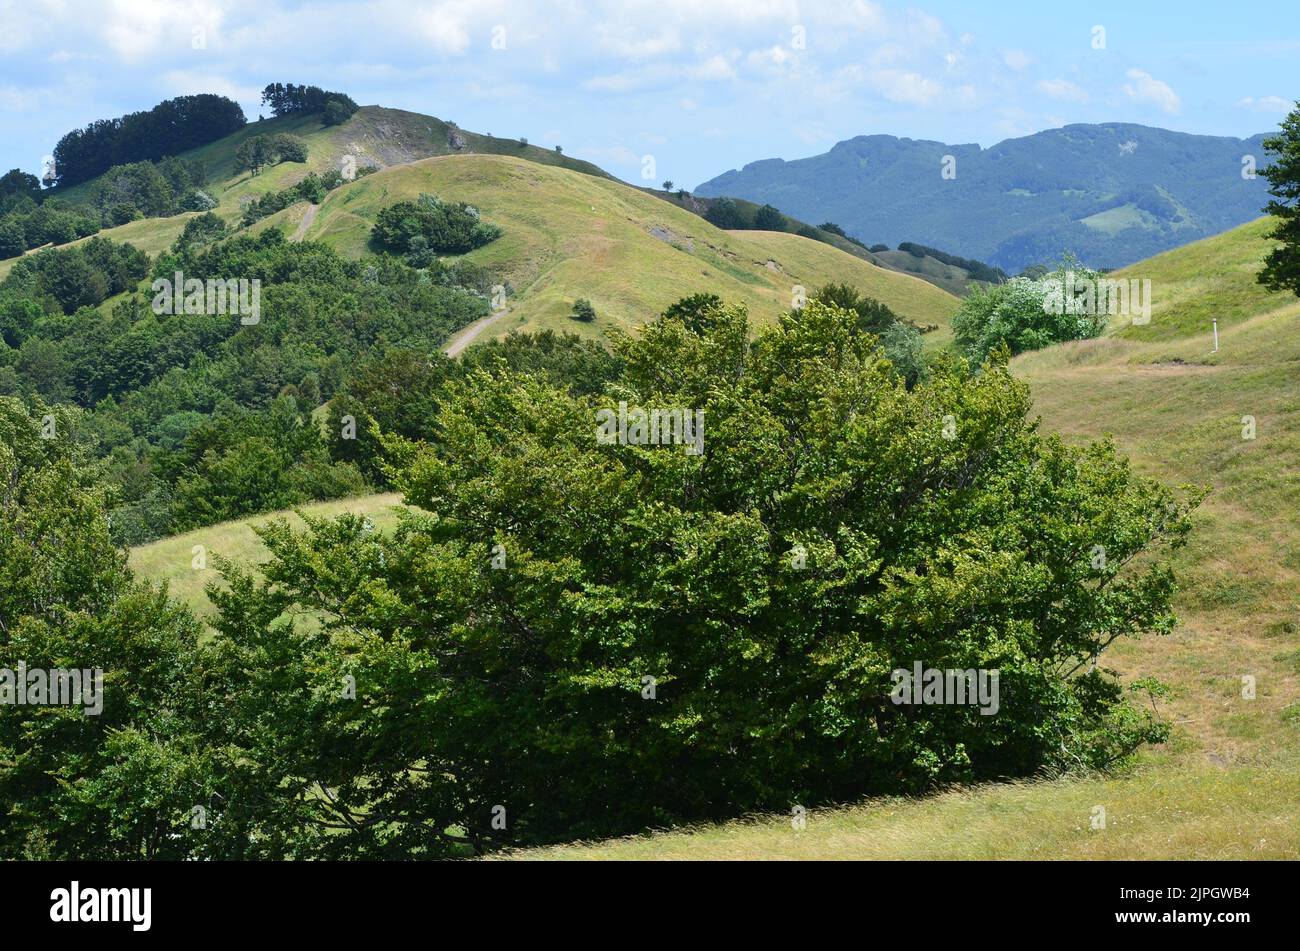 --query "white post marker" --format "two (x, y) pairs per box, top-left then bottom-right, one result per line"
(1212, 318), (1219, 353)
